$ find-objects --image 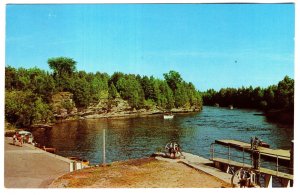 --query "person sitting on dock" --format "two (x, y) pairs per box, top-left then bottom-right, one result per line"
(165, 142), (183, 159)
